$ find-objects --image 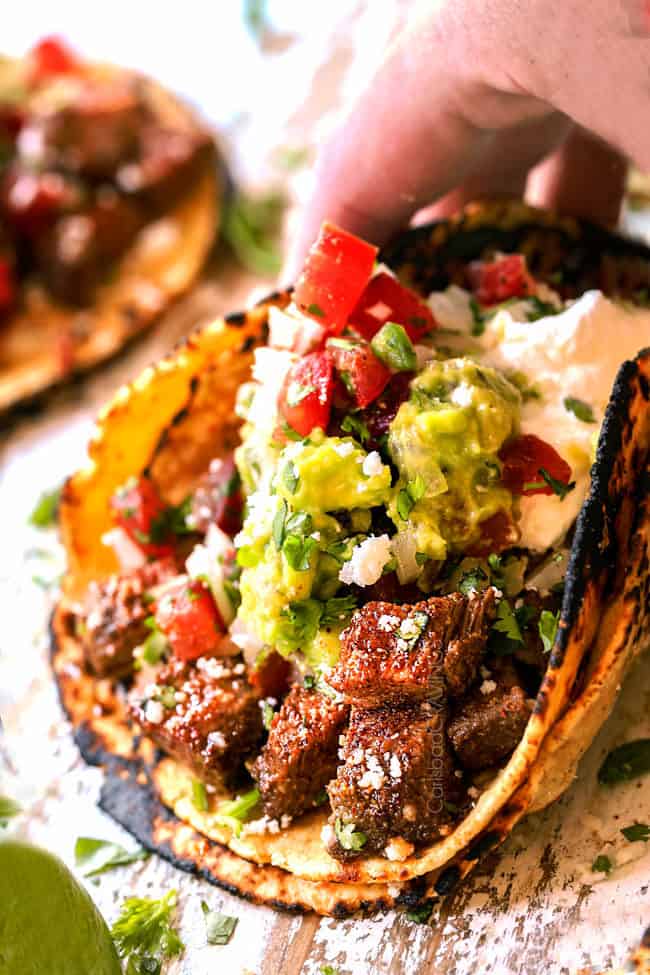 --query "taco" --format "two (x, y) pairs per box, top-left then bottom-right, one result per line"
(52, 201), (650, 916)
(0, 36), (221, 412)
